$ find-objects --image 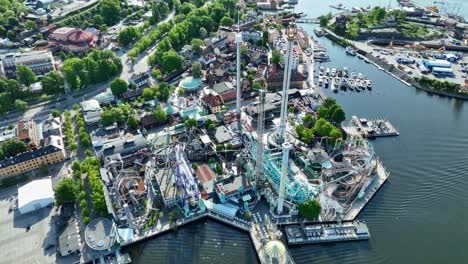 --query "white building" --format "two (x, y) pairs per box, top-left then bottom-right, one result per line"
(280, 48), (300, 70)
(242, 30), (262, 43)
(80, 99), (102, 124)
(18, 178), (54, 214)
